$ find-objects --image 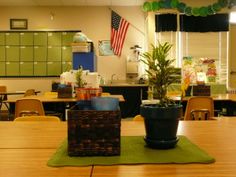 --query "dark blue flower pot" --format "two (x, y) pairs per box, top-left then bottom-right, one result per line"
(140, 104), (183, 149)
